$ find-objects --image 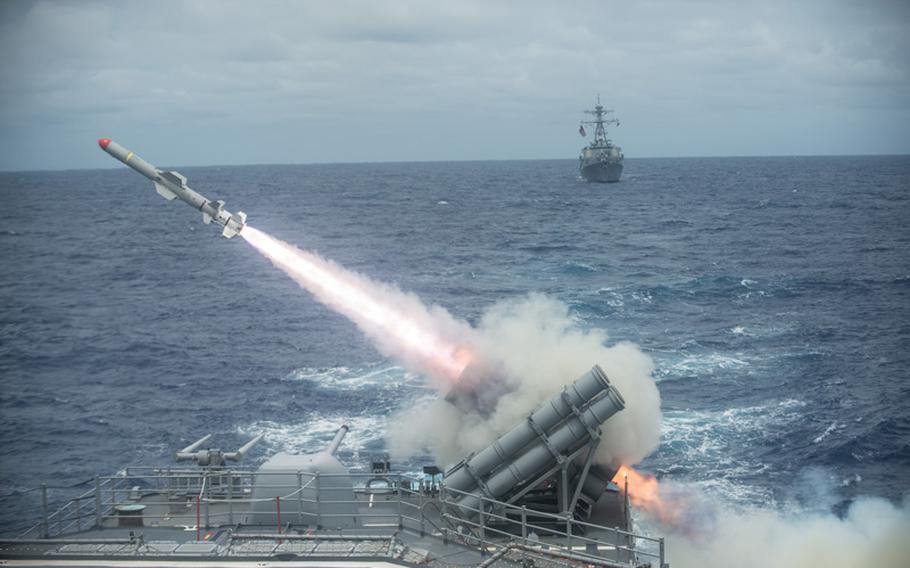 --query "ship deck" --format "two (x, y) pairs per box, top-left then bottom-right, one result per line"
(0, 467), (665, 567)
